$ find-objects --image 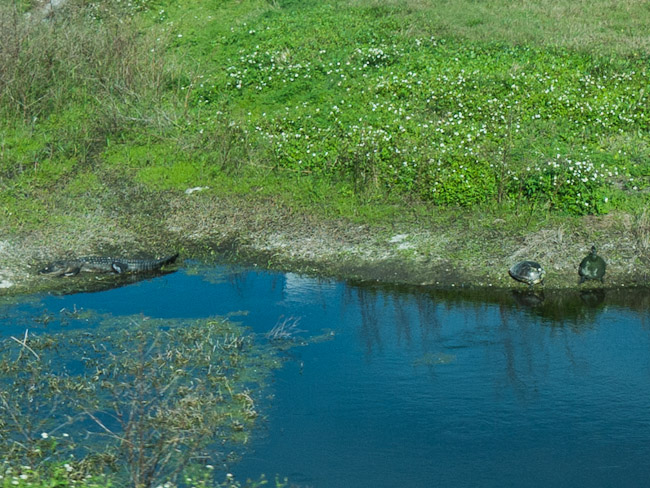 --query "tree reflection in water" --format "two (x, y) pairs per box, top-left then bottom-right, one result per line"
(343, 281), (650, 402)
